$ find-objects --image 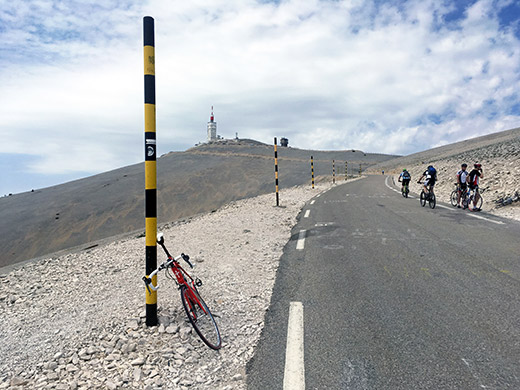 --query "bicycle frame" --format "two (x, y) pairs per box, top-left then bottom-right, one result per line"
(456, 184), (466, 195)
(167, 261), (208, 317)
(144, 252), (209, 319)
(421, 183), (434, 195)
